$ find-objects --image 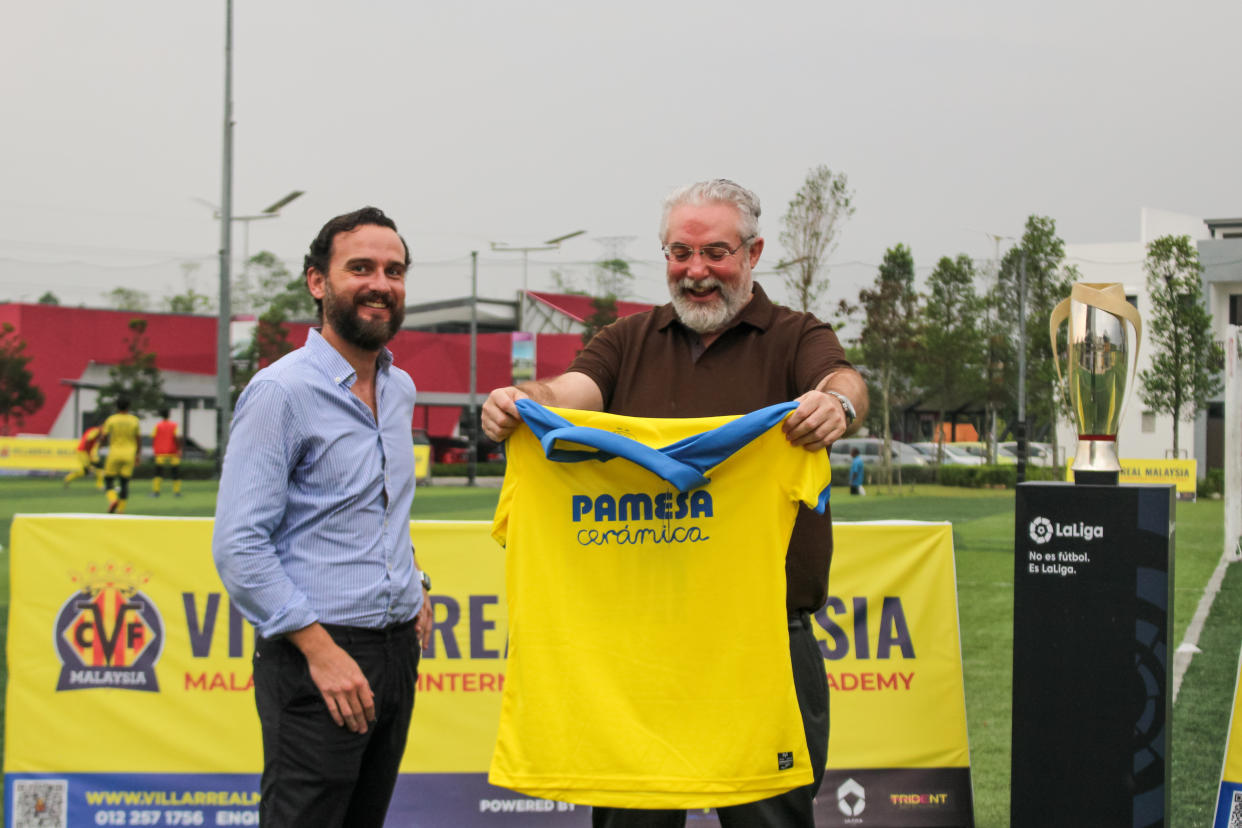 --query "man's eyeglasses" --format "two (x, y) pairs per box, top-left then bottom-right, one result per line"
(662, 236), (754, 264)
